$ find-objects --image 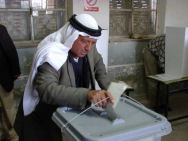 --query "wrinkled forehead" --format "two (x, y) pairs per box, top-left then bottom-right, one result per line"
(77, 30), (100, 40)
(78, 35), (97, 42)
